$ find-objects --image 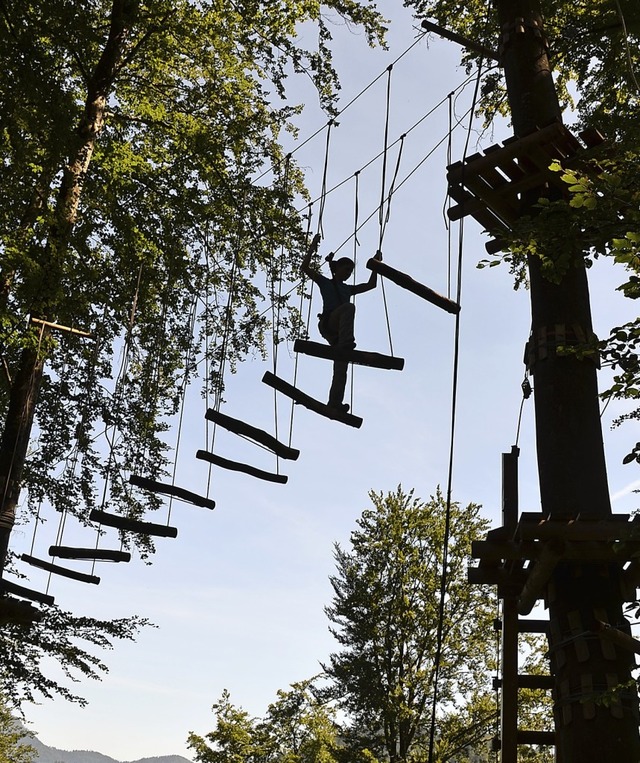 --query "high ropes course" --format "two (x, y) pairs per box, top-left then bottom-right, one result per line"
(2, 19), (610, 760)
